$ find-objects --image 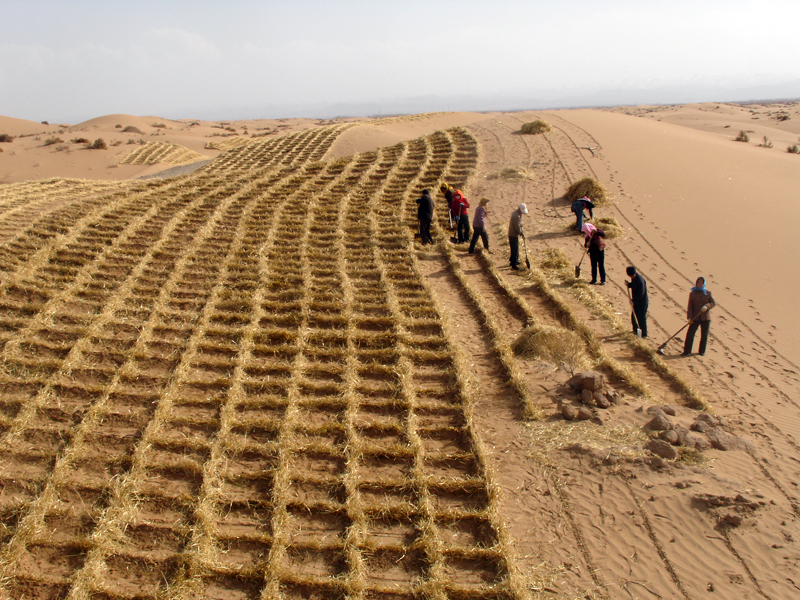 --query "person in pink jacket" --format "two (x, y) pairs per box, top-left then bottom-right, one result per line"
(452, 190), (470, 243)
